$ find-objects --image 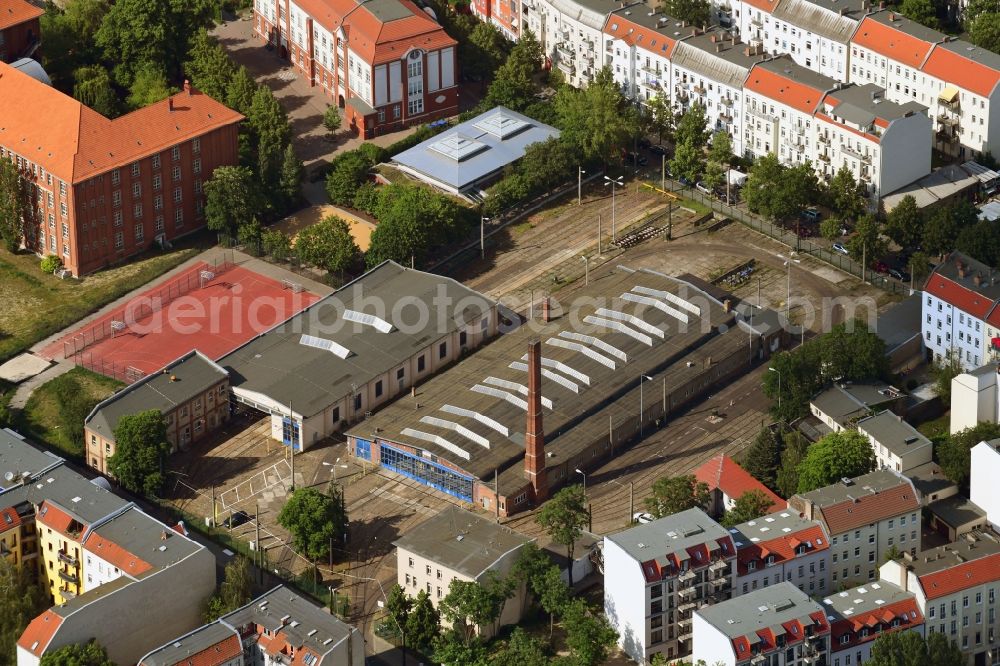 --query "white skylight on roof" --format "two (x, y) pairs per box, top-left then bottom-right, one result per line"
(474, 112), (531, 139)
(342, 309), (393, 333)
(594, 308), (665, 339)
(483, 376), (553, 409)
(509, 361), (581, 394)
(429, 135), (488, 162)
(558, 330), (628, 361)
(299, 334), (350, 359)
(544, 338), (617, 369)
(620, 292), (689, 324)
(440, 404), (509, 437)
(420, 415), (491, 449)
(400, 428), (471, 460)
(583, 315), (653, 346)
(471, 384), (528, 410)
